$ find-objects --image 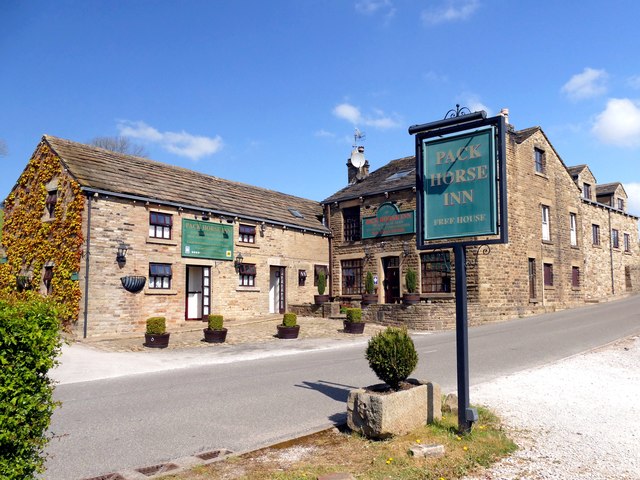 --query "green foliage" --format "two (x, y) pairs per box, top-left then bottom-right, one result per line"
(365, 327), (418, 390)
(146, 316), (166, 334)
(317, 270), (326, 295)
(282, 312), (297, 327)
(0, 298), (62, 479)
(365, 271), (375, 294)
(207, 314), (224, 330)
(405, 268), (417, 294)
(345, 308), (362, 323)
